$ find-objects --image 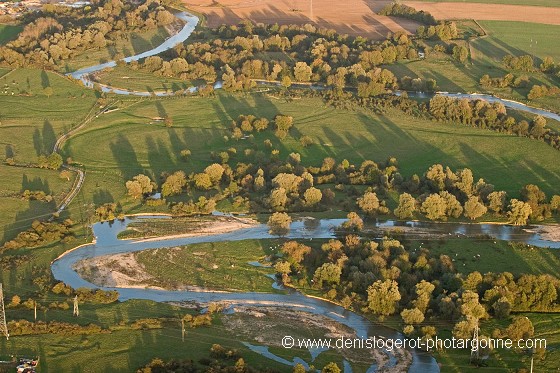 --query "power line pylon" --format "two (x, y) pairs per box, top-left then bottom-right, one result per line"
(470, 321), (479, 363)
(0, 283), (9, 340)
(73, 295), (79, 317)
